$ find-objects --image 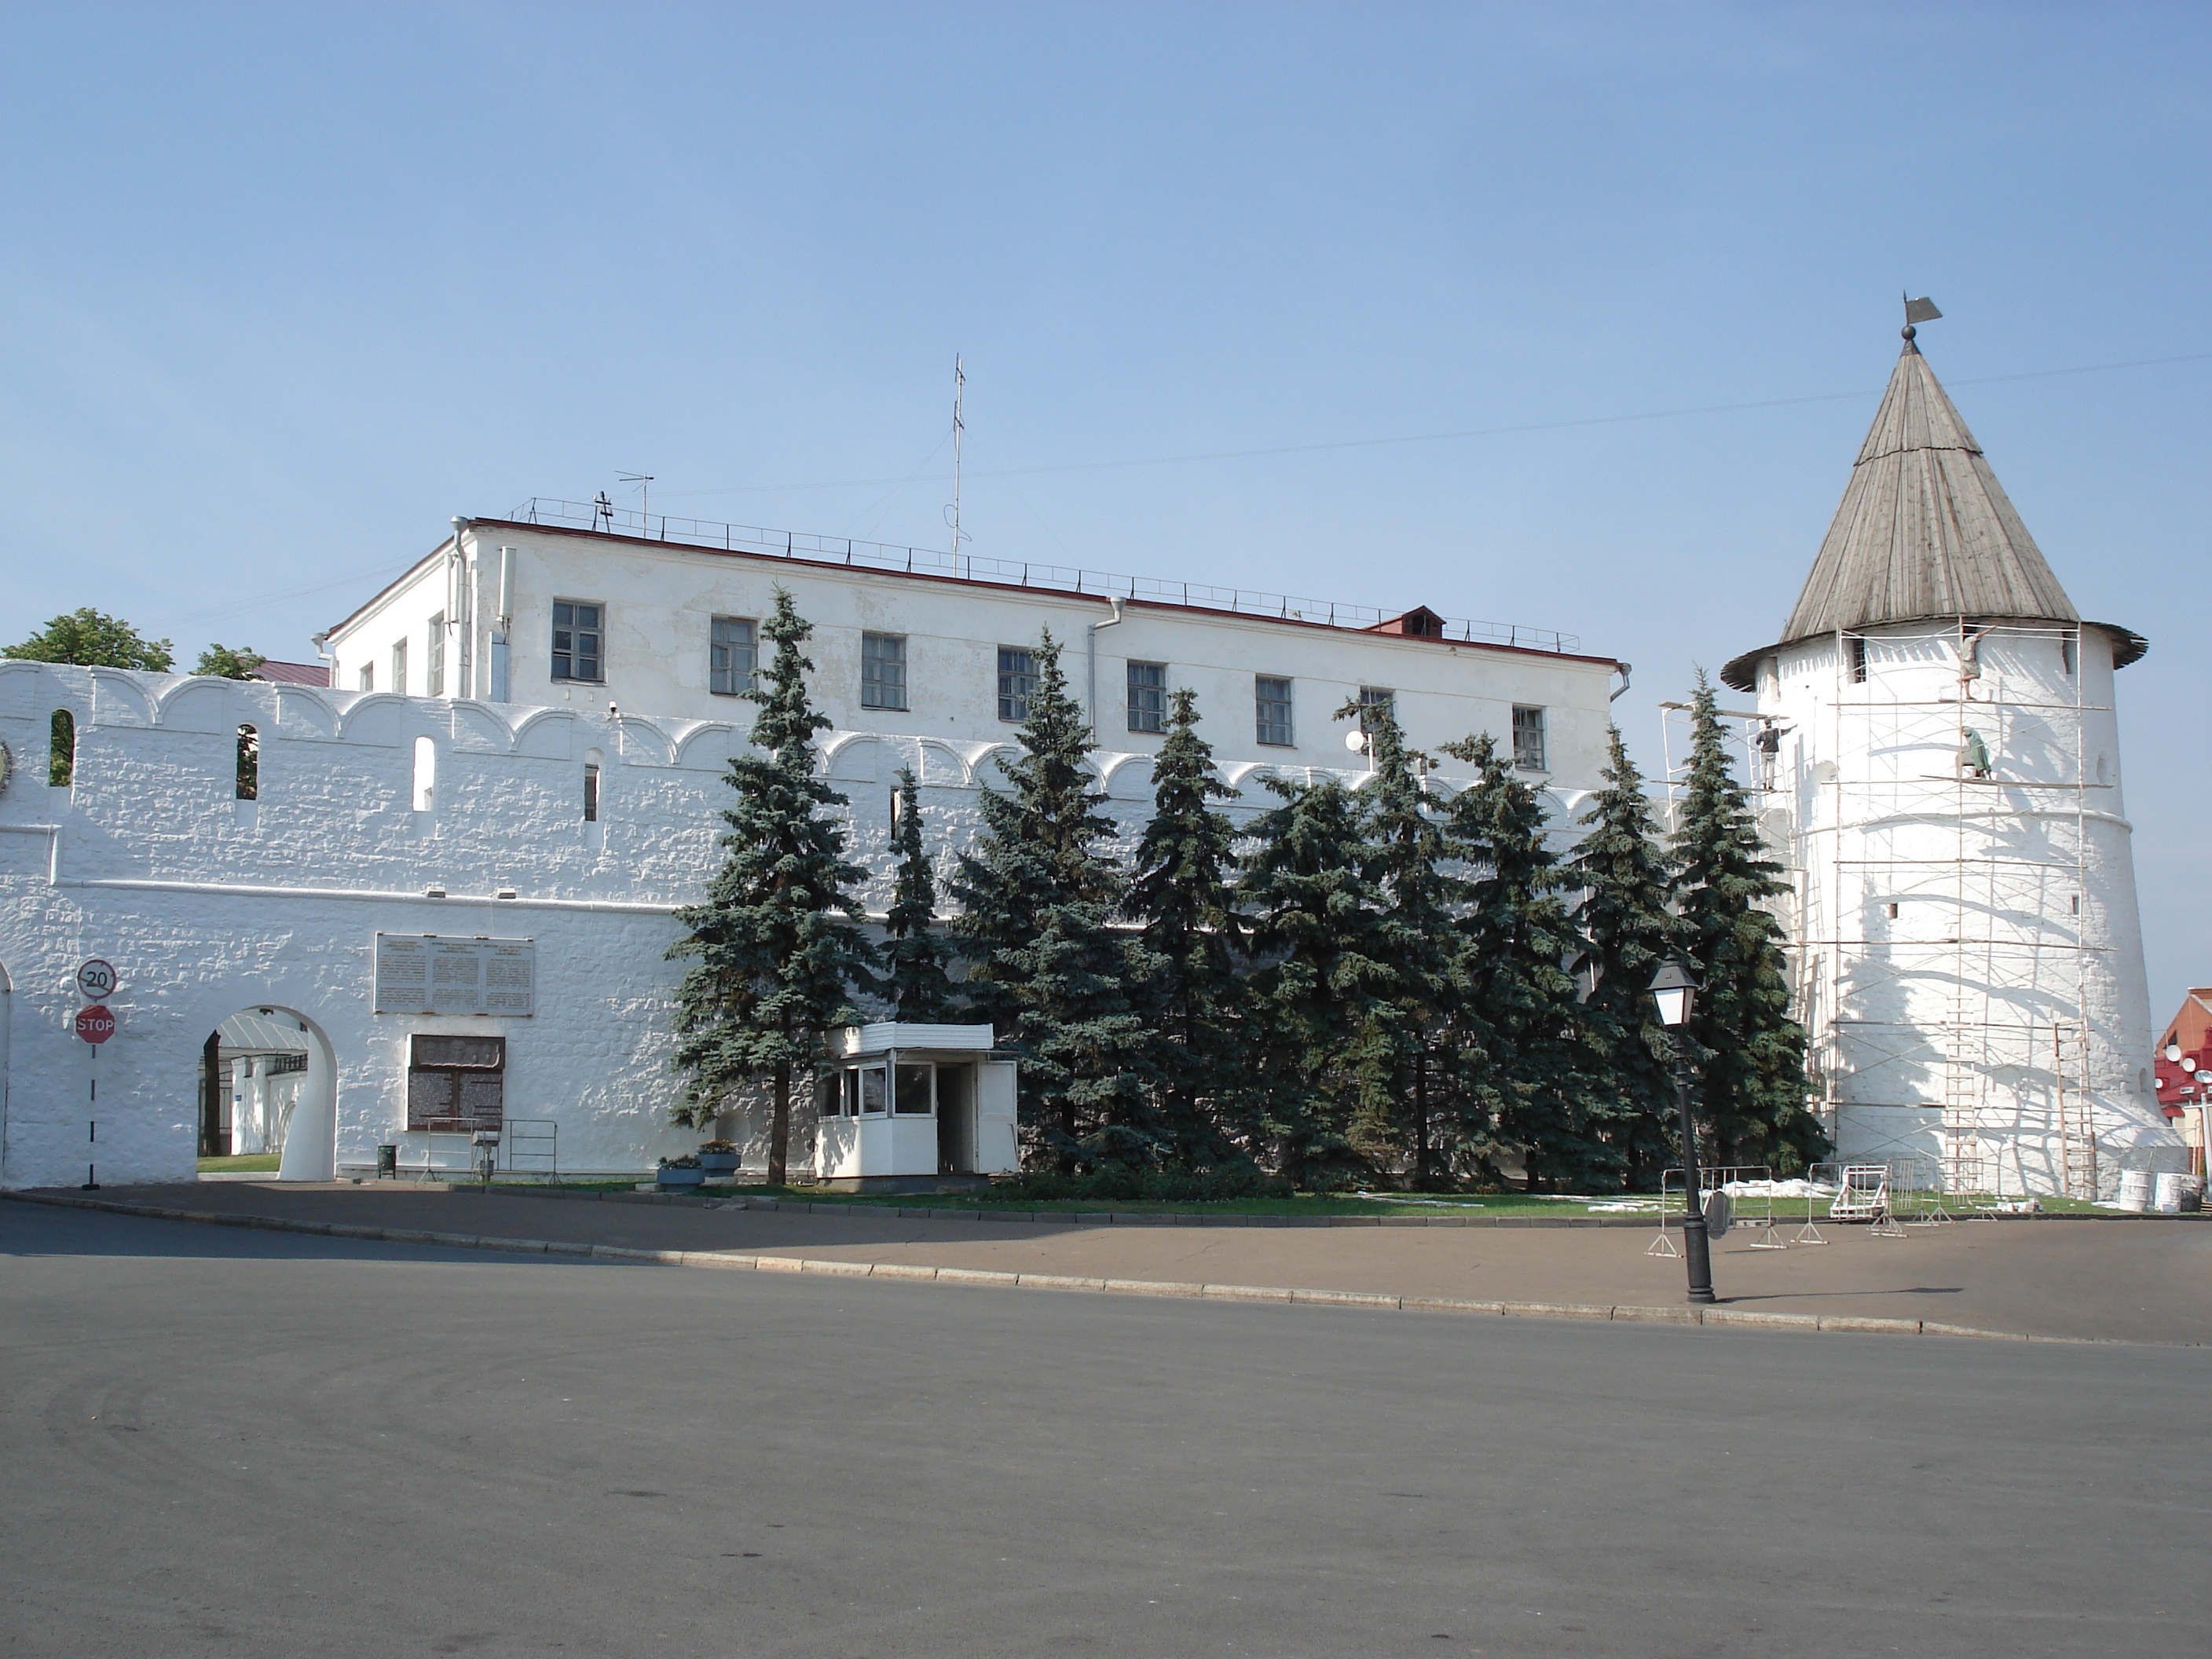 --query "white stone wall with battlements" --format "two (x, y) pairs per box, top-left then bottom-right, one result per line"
(0, 661), (1599, 1192)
